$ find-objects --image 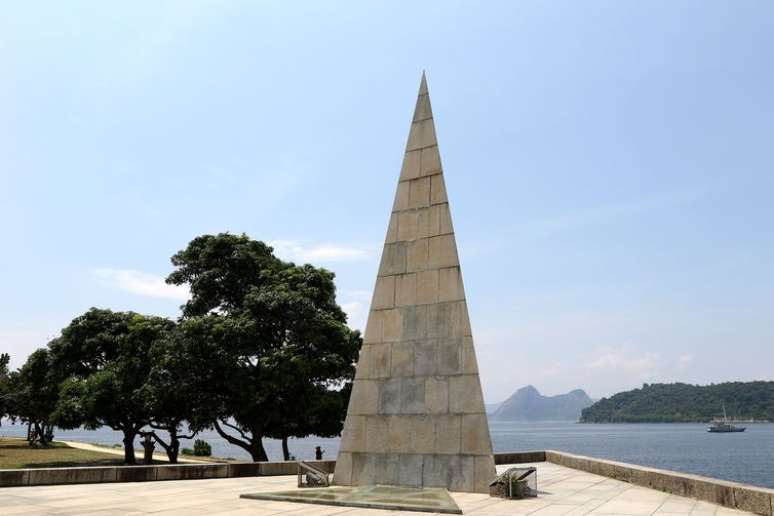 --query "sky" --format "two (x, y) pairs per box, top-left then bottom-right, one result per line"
(1, 1), (772, 402)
